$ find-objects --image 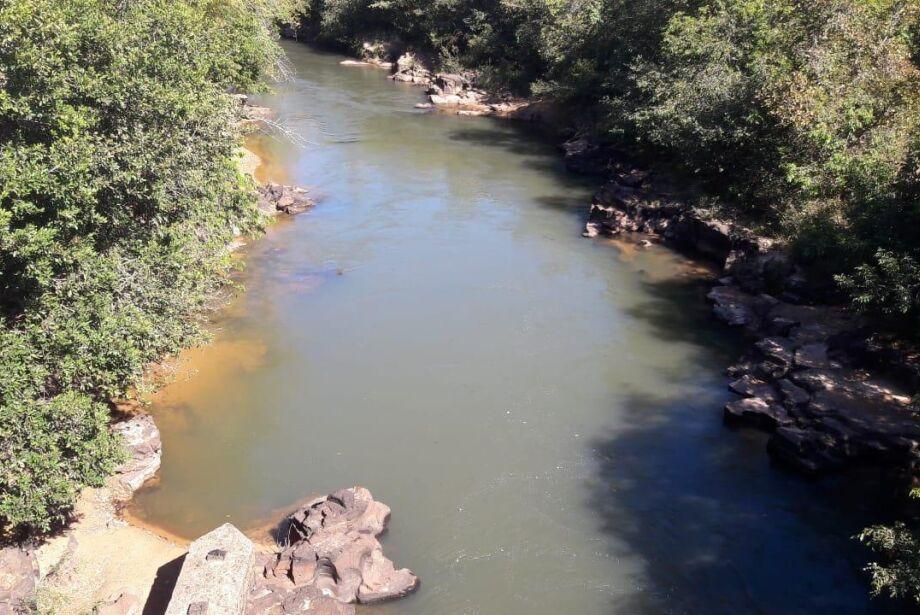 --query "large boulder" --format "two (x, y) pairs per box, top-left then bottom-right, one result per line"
(0, 546), (38, 614)
(389, 53), (433, 85)
(430, 73), (468, 96)
(252, 487), (418, 611)
(707, 285), (775, 331)
(111, 414), (161, 497)
(166, 524), (255, 615)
